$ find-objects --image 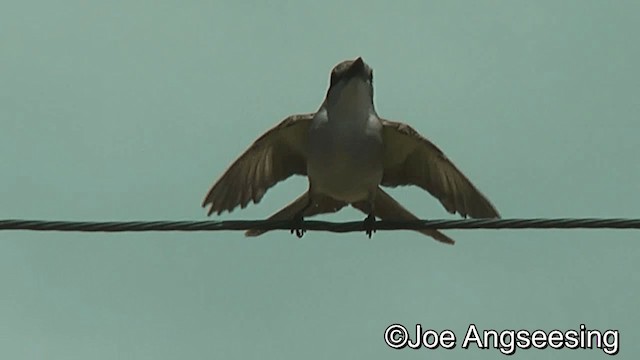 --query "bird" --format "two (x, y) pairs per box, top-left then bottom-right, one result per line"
(202, 57), (500, 244)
